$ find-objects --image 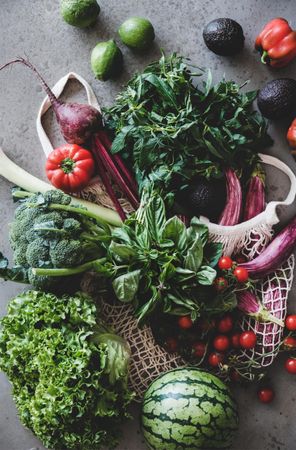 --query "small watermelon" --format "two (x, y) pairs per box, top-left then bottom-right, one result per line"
(141, 367), (238, 449)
